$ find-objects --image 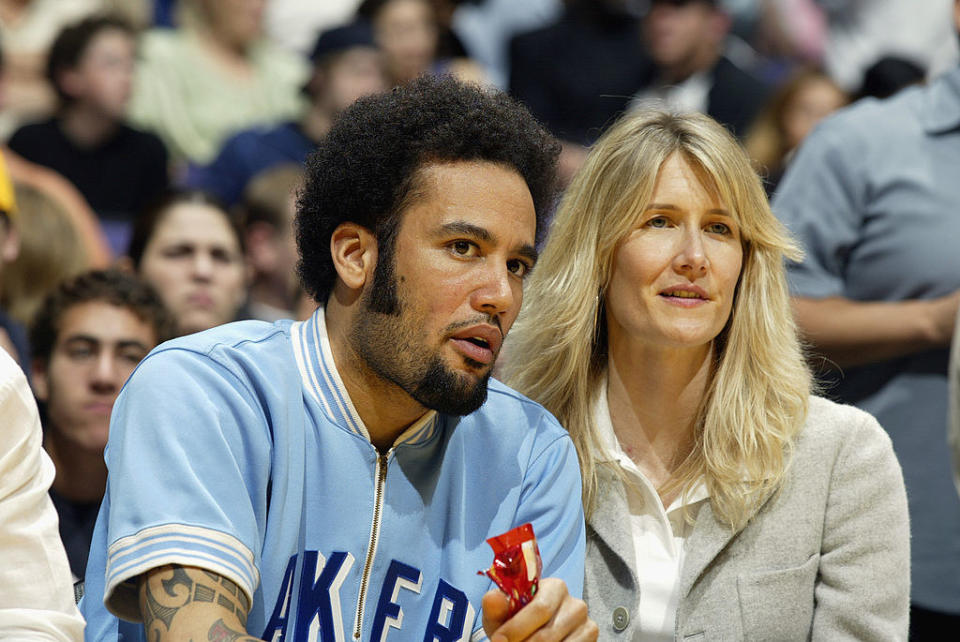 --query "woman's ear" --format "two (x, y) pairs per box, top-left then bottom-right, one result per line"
(330, 222), (377, 292)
